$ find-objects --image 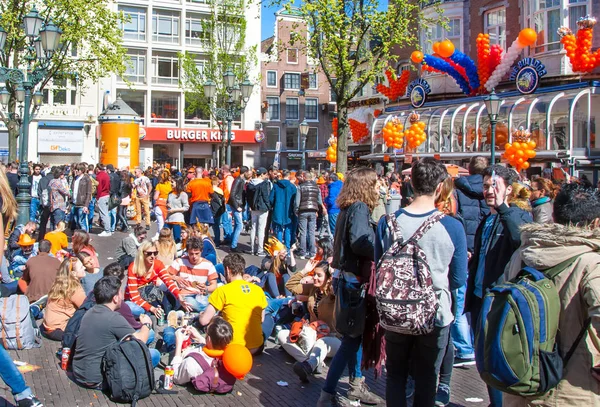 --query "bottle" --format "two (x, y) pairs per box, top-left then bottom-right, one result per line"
(61, 347), (71, 370)
(157, 307), (165, 326)
(164, 365), (174, 390)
